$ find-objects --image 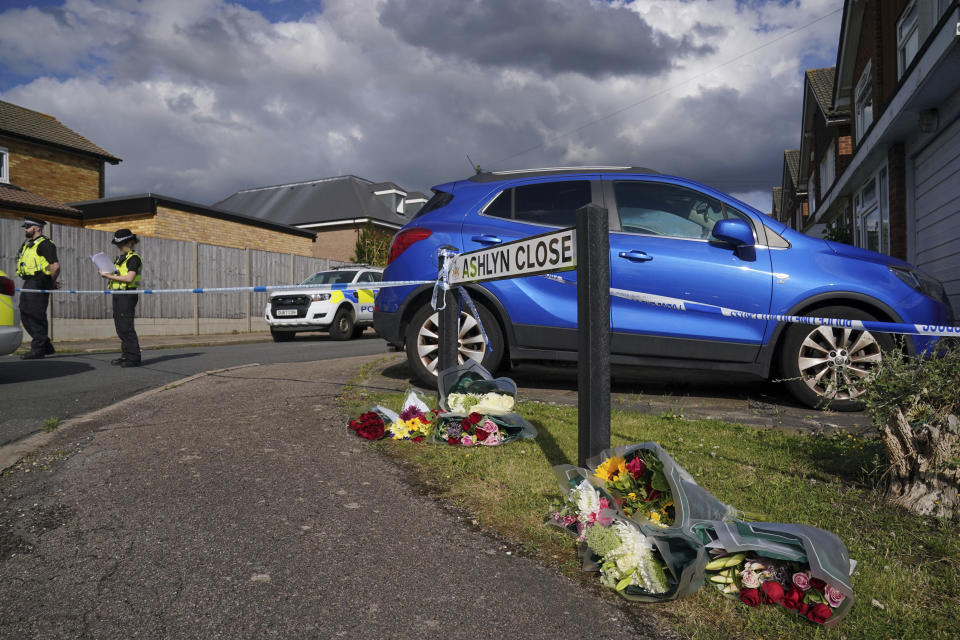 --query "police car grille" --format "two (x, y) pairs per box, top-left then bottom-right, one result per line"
(271, 295), (310, 318)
